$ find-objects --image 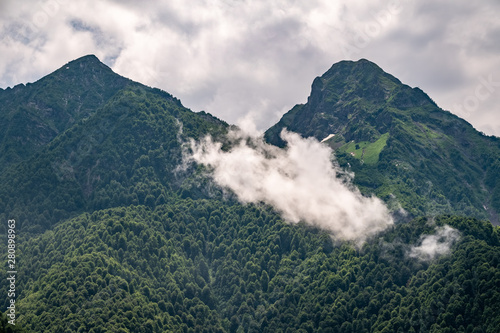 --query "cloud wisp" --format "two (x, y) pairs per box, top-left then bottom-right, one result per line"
(188, 129), (393, 243)
(409, 225), (460, 261)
